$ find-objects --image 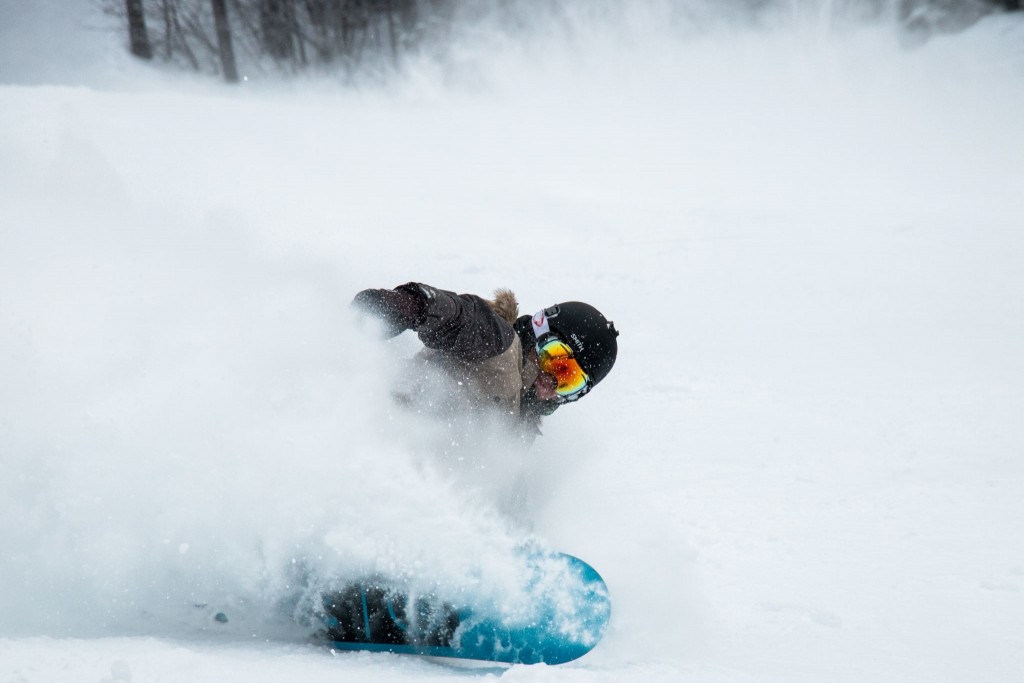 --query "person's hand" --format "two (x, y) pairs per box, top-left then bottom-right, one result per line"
(352, 287), (424, 338)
